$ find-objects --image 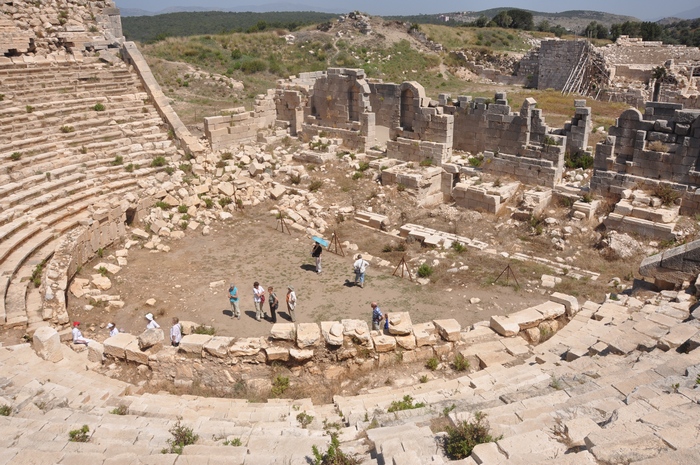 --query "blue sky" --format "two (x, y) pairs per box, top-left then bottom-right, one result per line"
(114, 0), (699, 20)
